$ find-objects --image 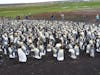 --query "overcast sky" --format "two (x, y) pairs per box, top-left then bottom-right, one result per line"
(0, 0), (63, 4)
